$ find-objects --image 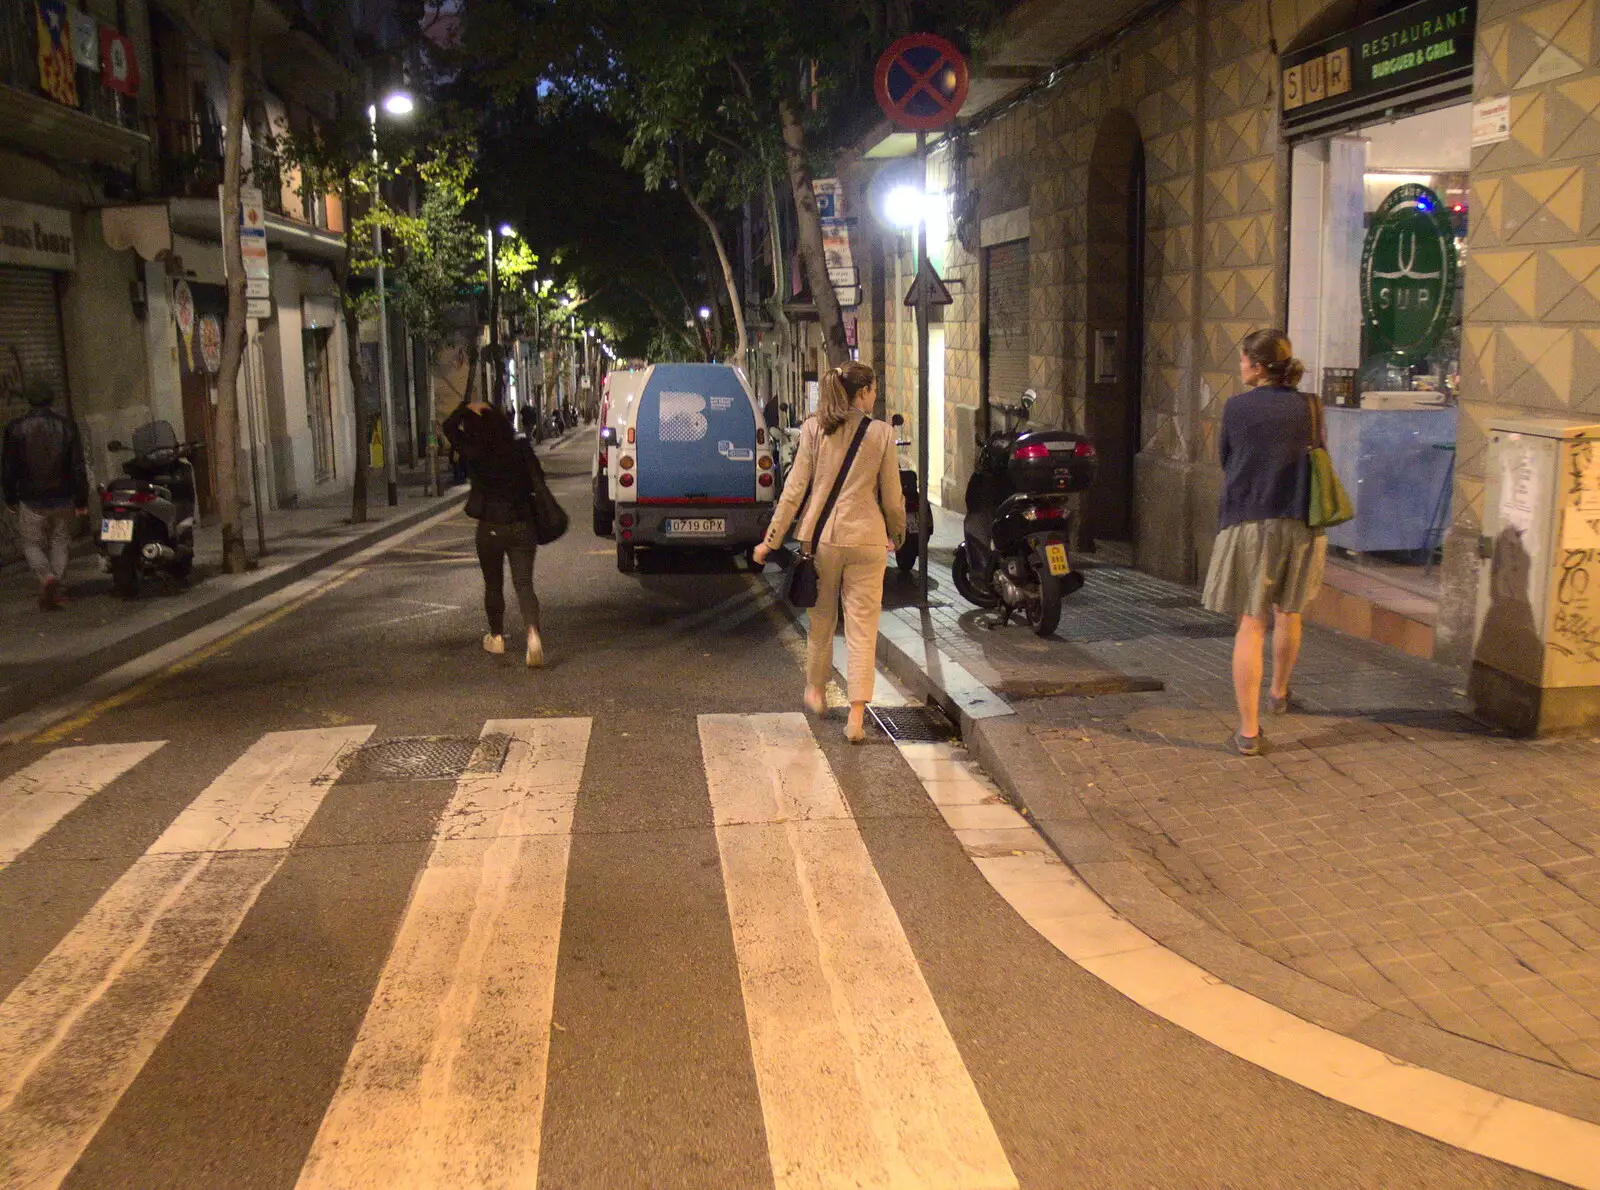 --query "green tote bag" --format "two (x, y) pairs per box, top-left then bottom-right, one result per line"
(1305, 395), (1355, 530)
